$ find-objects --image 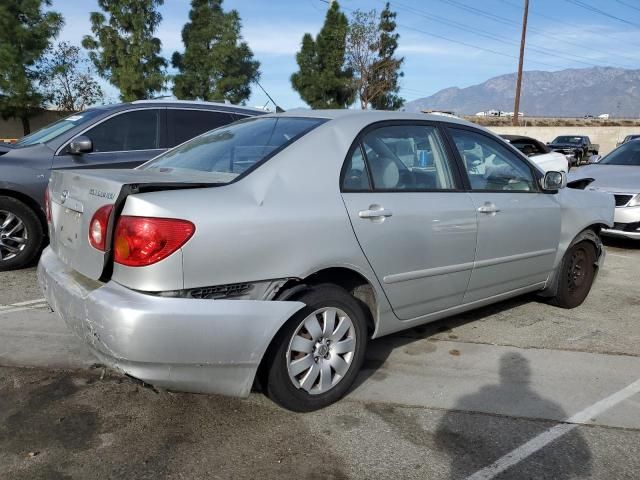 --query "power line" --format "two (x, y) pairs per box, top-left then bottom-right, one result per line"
(389, 0), (625, 69)
(440, 0), (640, 65)
(616, 0), (640, 13)
(498, 0), (638, 53)
(564, 0), (640, 28)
